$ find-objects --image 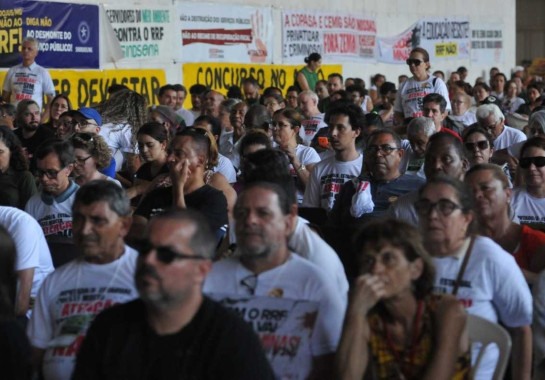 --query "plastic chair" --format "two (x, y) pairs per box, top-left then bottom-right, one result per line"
(467, 314), (512, 380)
